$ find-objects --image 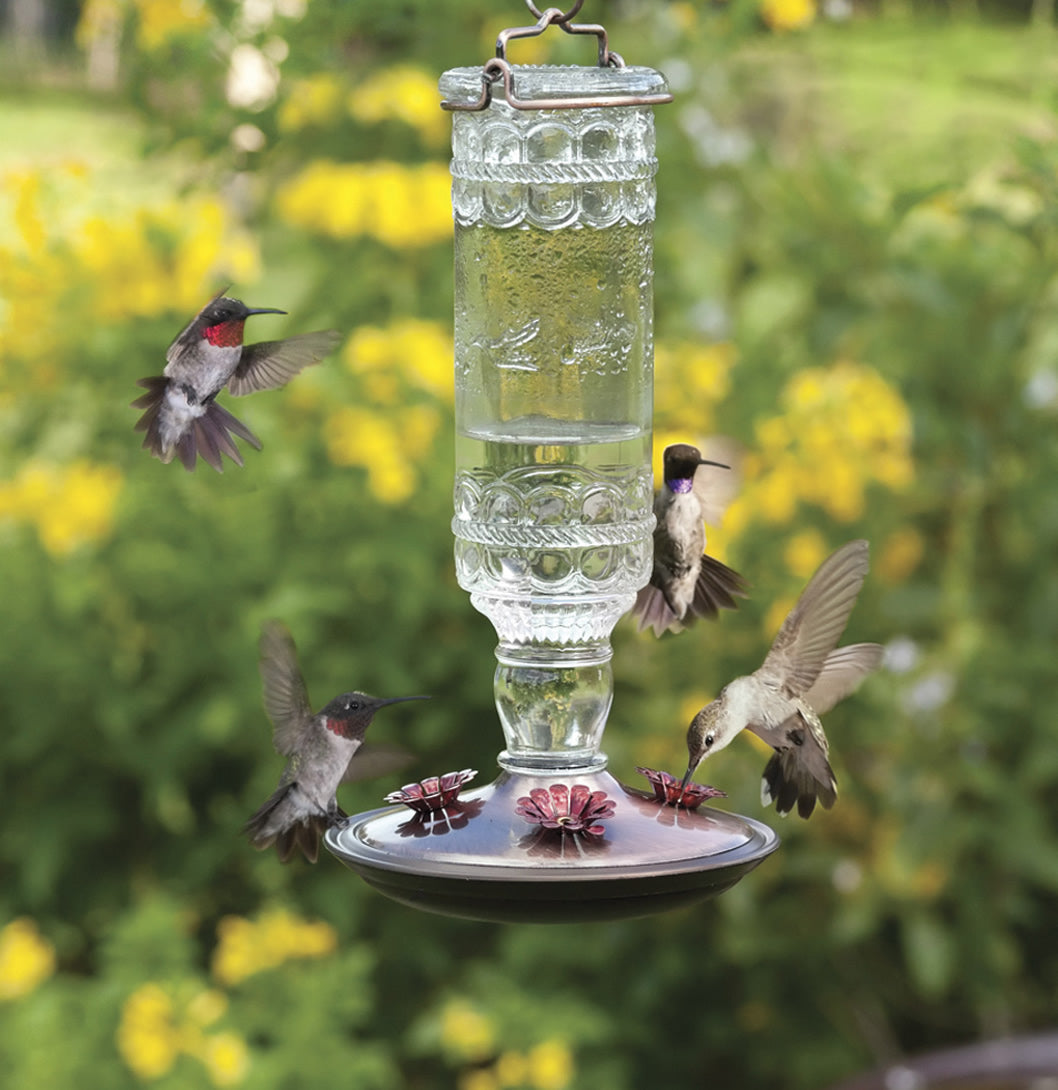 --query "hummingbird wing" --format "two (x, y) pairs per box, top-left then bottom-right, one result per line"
(687, 552), (749, 621)
(691, 437), (742, 527)
(258, 620), (314, 755)
(756, 539), (871, 697)
(803, 642), (883, 714)
(227, 331), (342, 396)
(340, 742), (415, 784)
(753, 643), (881, 817)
